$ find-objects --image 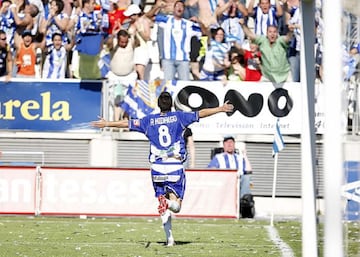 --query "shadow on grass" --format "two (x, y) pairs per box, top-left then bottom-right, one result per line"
(152, 241), (192, 247)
